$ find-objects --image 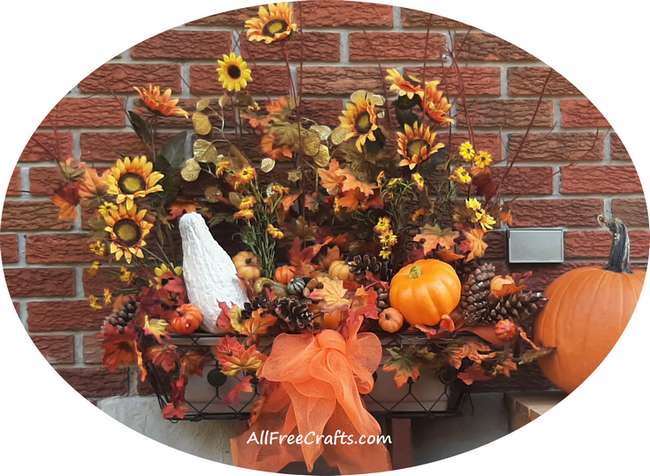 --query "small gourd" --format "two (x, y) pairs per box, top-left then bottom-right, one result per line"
(233, 251), (261, 281)
(253, 277), (288, 298)
(287, 277), (307, 296)
(274, 265), (296, 285)
(179, 213), (249, 333)
(495, 319), (517, 342)
(328, 260), (352, 281)
(378, 307), (404, 333)
(170, 303), (203, 335)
